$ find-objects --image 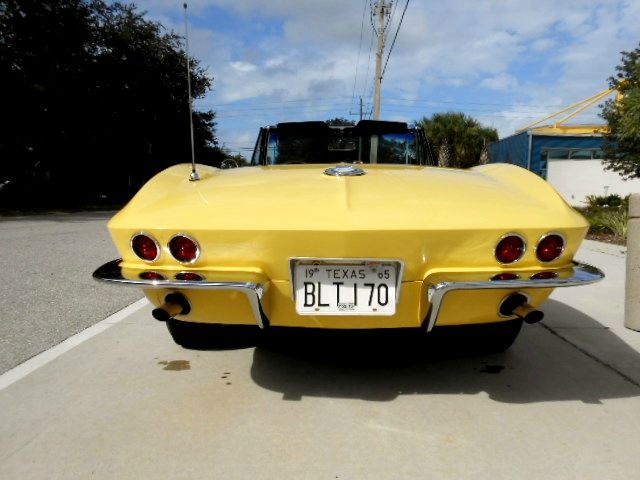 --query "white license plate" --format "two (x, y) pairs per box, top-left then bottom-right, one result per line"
(292, 261), (400, 315)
